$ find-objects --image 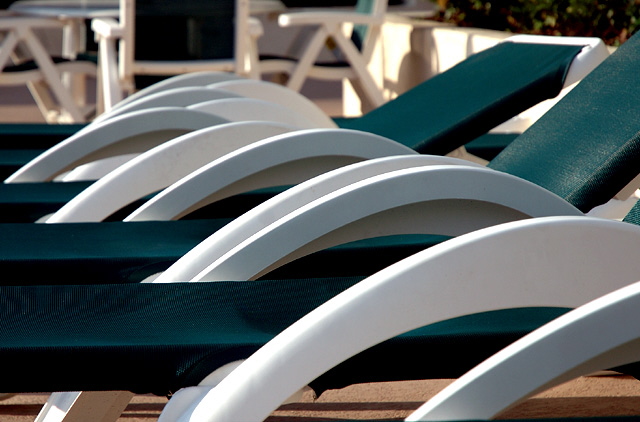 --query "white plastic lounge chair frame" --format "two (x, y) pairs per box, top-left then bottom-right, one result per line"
(0, 17), (96, 122)
(93, 79), (337, 127)
(162, 215), (640, 421)
(43, 35), (610, 218)
(5, 96), (321, 183)
(412, 277), (640, 421)
(35, 155), (587, 422)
